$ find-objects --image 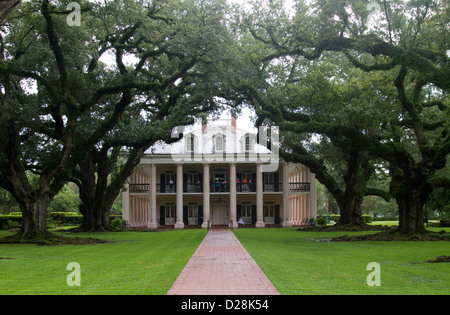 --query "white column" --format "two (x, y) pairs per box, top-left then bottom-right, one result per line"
(302, 195), (307, 224)
(148, 164), (158, 230)
(122, 183), (130, 227)
(201, 163), (210, 229)
(255, 163), (265, 228)
(282, 162), (292, 227)
(175, 163), (184, 229)
(309, 171), (317, 220)
(229, 163), (238, 228)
